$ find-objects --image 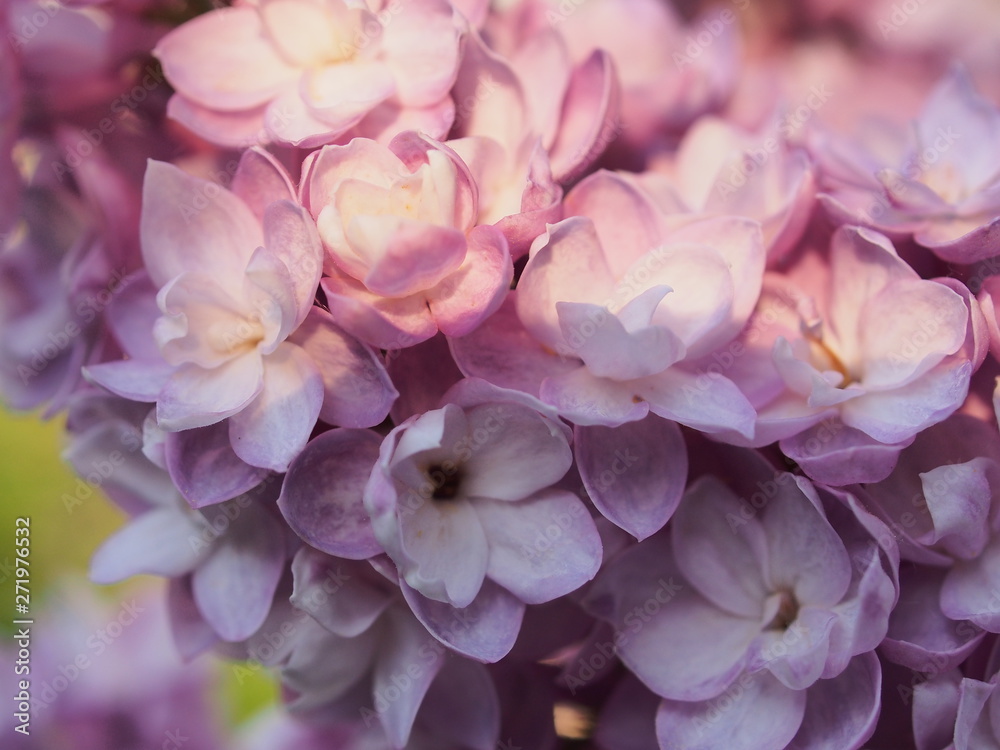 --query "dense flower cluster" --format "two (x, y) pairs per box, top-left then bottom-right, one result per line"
(6, 0), (1000, 747)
